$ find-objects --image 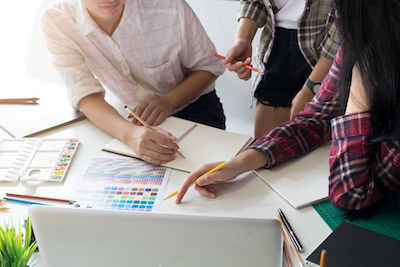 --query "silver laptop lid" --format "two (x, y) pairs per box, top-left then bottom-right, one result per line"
(29, 205), (282, 267)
